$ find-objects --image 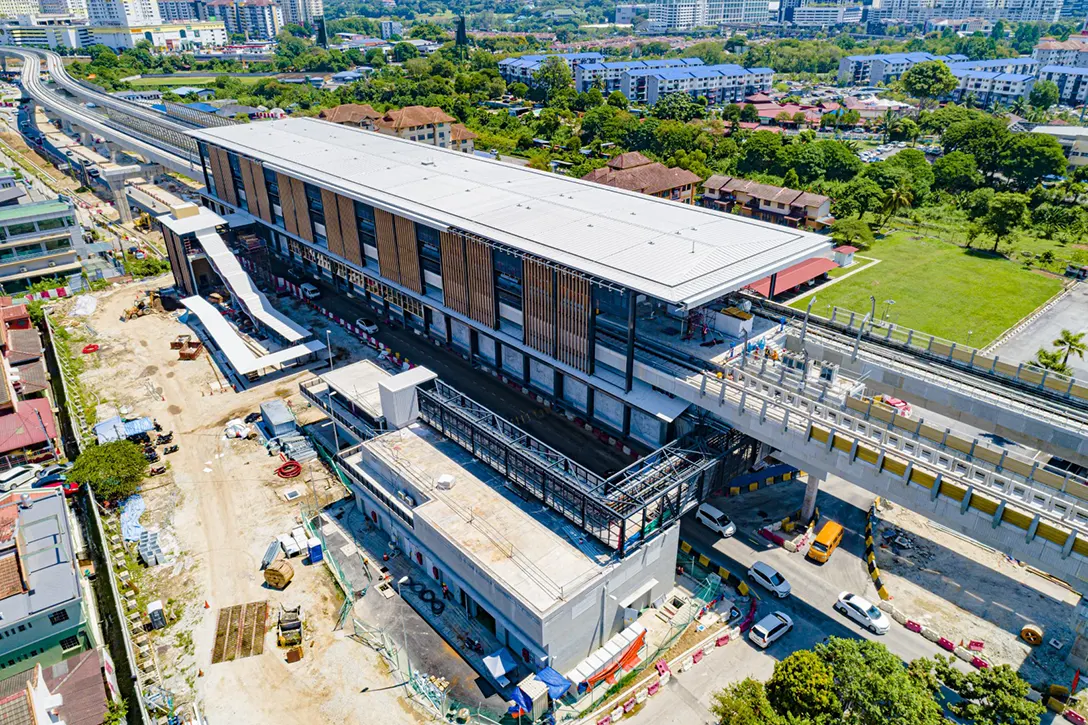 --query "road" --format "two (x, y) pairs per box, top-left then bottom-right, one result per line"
(991, 284), (1088, 381)
(636, 475), (978, 725)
